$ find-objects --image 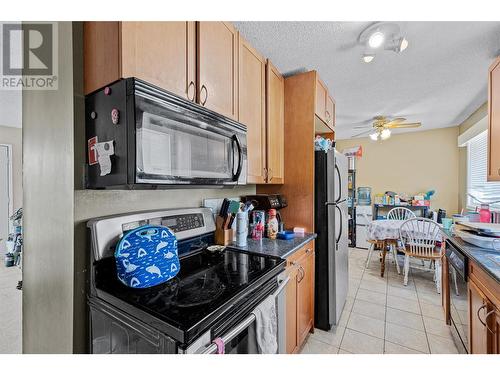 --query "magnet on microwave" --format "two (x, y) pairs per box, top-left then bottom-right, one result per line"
(95, 140), (115, 176)
(87, 136), (98, 166)
(111, 108), (119, 125)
